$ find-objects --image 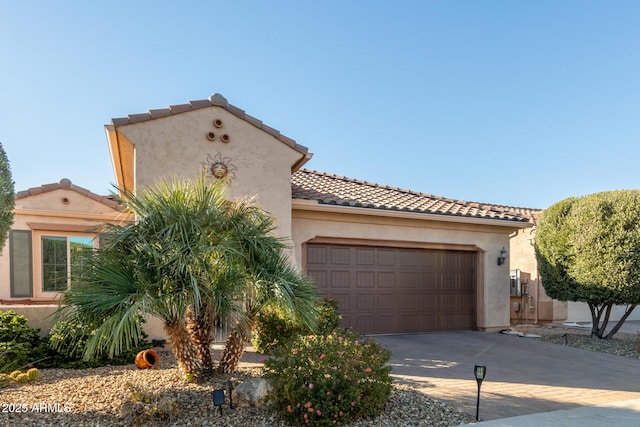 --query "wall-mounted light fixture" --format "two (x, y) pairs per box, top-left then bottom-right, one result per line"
(497, 247), (507, 266)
